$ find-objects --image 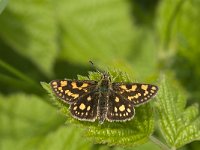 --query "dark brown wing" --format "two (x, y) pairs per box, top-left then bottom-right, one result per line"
(112, 83), (158, 106)
(50, 80), (97, 104)
(106, 91), (135, 122)
(70, 92), (99, 121)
